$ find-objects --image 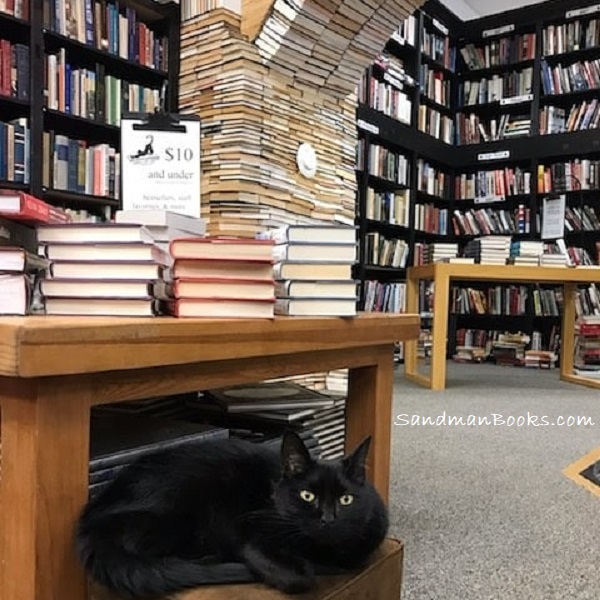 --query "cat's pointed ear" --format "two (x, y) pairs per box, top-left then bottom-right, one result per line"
(281, 430), (311, 477)
(343, 436), (371, 484)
